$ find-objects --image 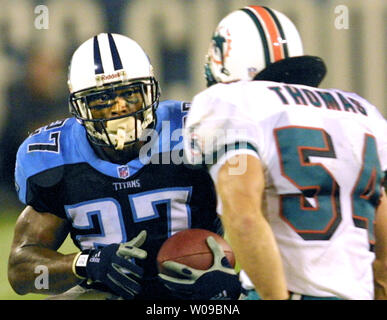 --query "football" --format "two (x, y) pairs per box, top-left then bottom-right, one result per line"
(157, 228), (235, 275)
